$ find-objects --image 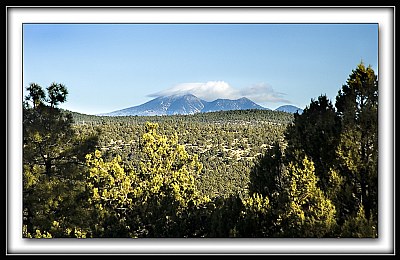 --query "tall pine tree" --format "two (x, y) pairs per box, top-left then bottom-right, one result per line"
(23, 83), (98, 237)
(335, 62), (378, 232)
